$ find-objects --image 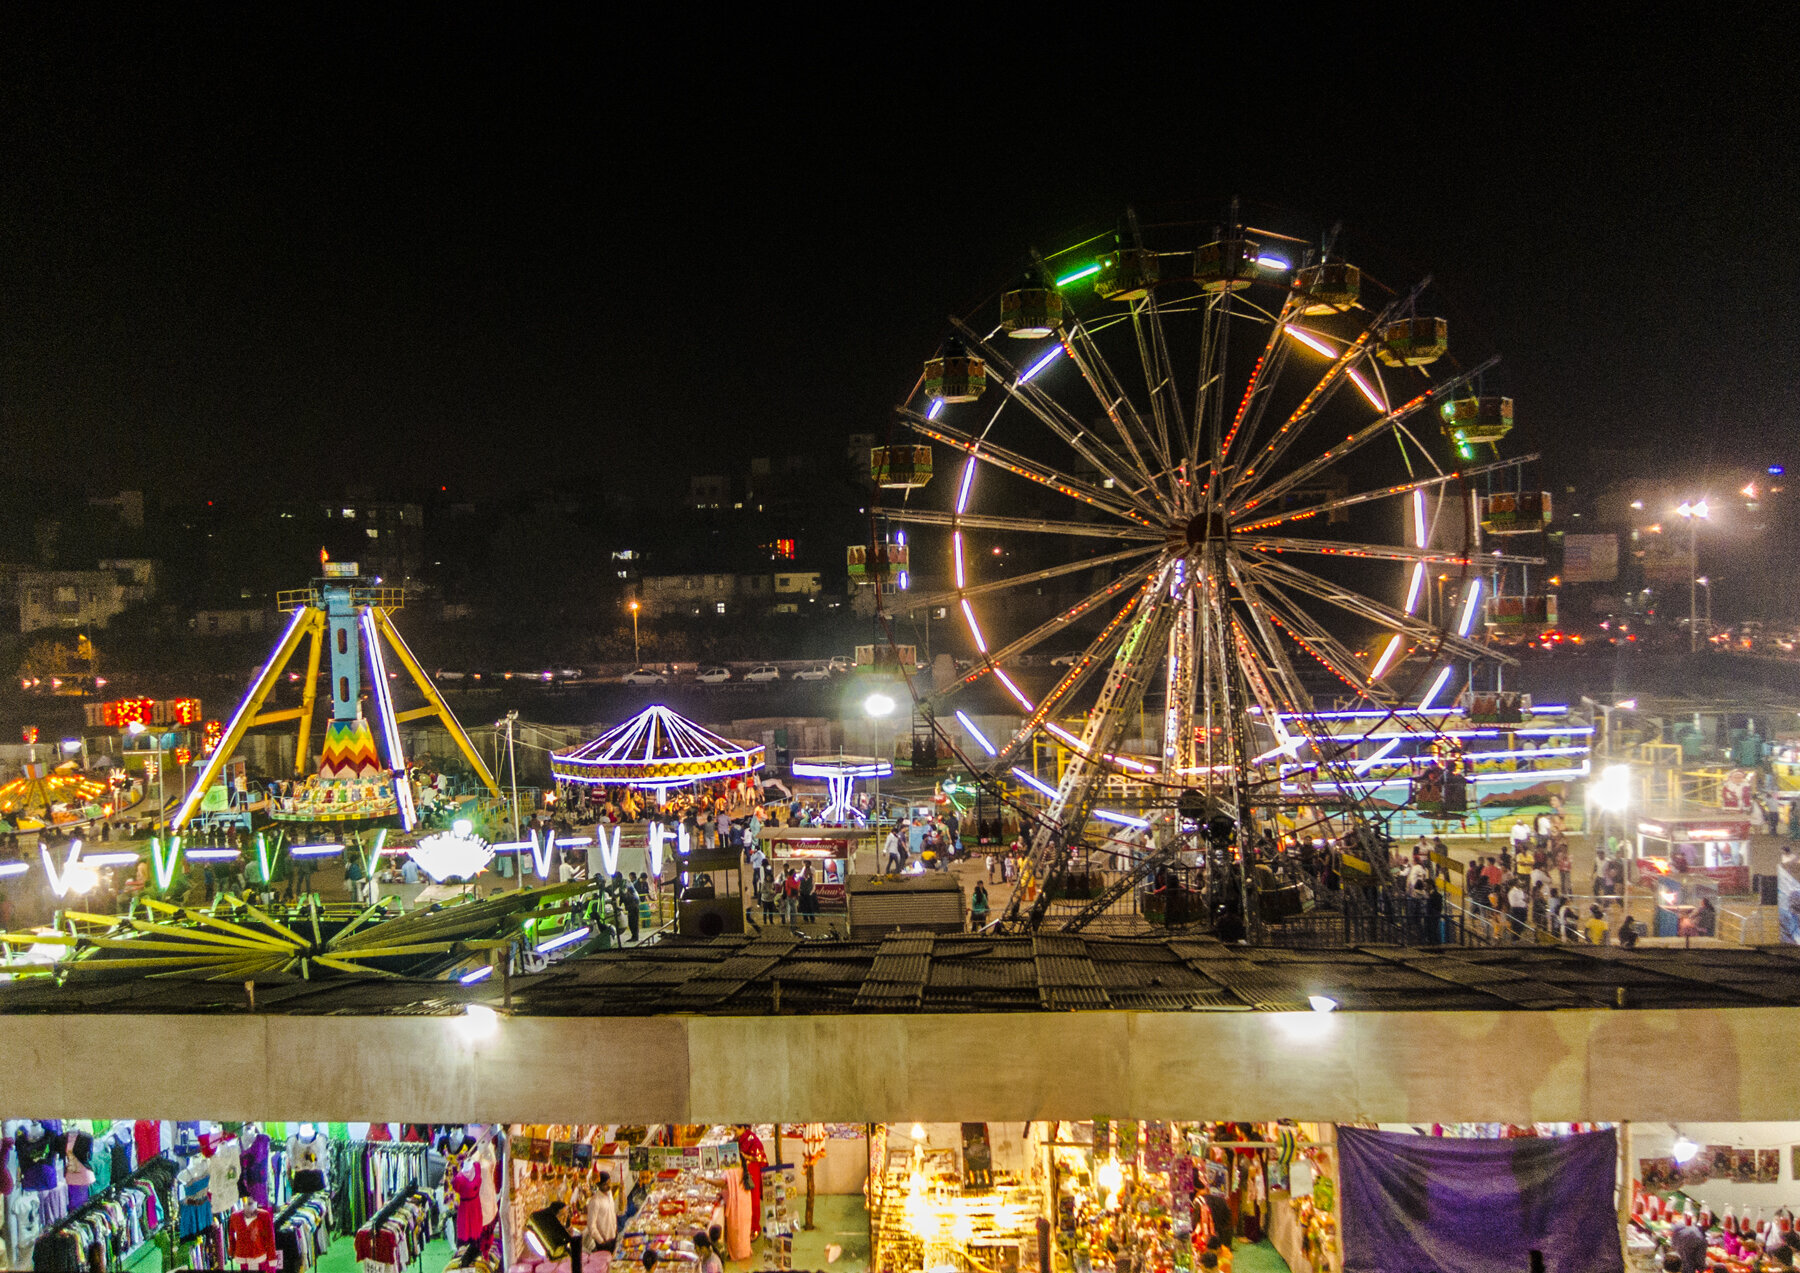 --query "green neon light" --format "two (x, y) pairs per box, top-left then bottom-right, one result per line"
(150, 836), (182, 891)
(255, 833), (270, 884)
(365, 828), (387, 880)
(1054, 263), (1101, 287)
